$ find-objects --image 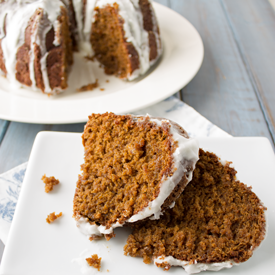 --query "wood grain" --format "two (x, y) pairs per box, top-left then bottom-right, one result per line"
(169, 0), (273, 143)
(0, 120), (9, 144)
(222, 0), (275, 142)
